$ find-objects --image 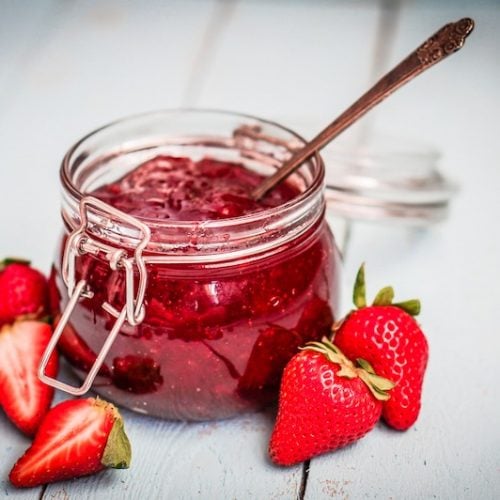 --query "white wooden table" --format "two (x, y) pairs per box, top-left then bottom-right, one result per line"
(1, 1), (499, 498)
